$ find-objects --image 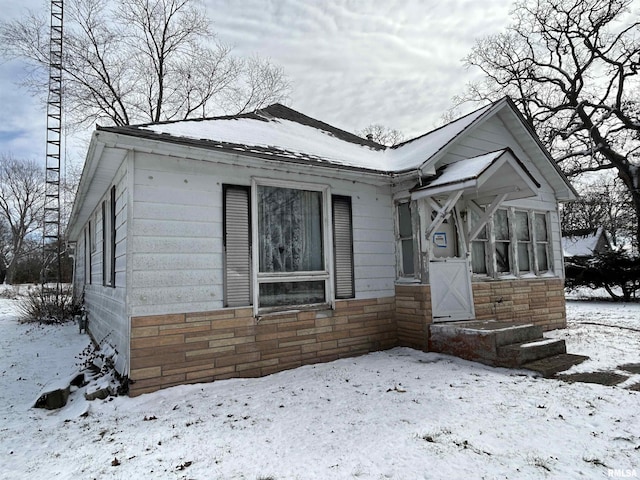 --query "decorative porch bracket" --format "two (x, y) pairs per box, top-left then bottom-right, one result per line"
(419, 190), (463, 241)
(466, 193), (509, 243)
